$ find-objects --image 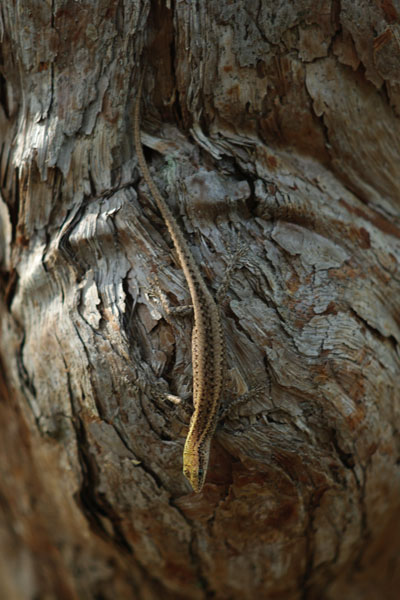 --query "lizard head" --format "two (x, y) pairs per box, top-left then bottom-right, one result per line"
(183, 441), (210, 493)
